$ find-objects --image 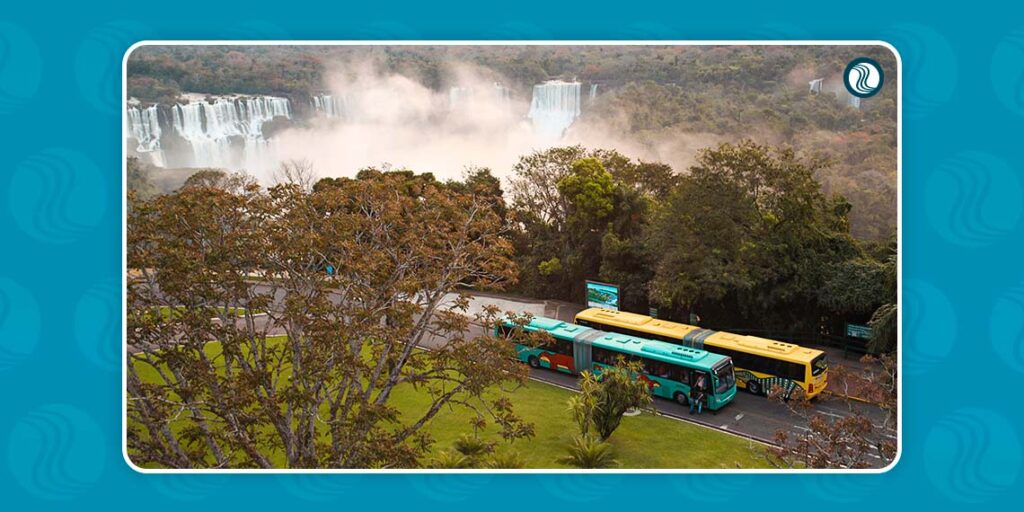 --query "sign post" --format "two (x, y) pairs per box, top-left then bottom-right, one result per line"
(845, 322), (873, 339)
(585, 280), (620, 311)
